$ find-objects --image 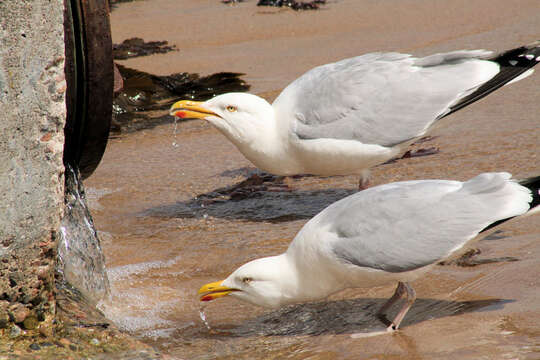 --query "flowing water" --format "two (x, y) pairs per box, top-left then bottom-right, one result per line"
(84, 0), (540, 358)
(57, 165), (110, 306)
